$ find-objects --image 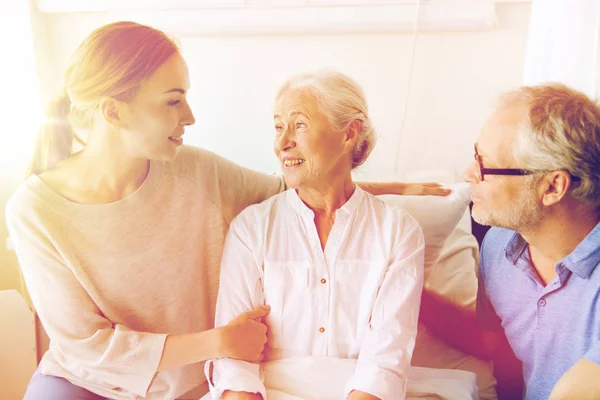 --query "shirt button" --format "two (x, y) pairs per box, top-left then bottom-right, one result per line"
(538, 299), (546, 307)
(319, 327), (325, 333)
(320, 278), (327, 284)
